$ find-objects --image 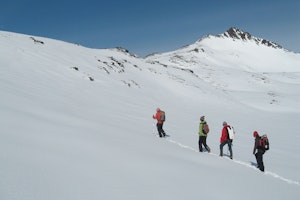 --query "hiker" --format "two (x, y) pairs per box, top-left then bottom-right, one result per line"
(198, 116), (210, 153)
(152, 108), (166, 137)
(219, 121), (233, 159)
(253, 131), (266, 172)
